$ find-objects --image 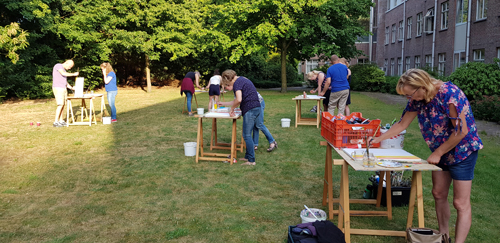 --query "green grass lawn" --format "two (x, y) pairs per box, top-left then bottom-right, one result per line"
(1, 87), (499, 243)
